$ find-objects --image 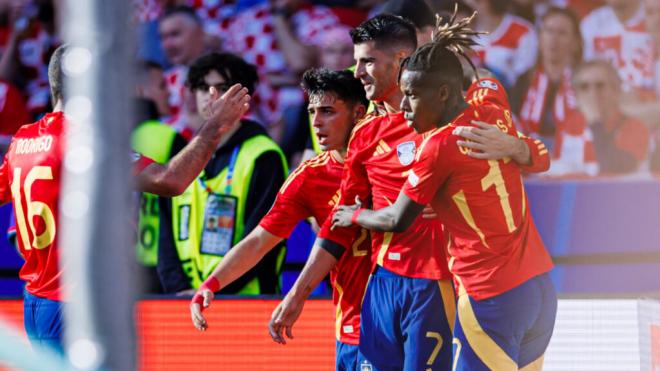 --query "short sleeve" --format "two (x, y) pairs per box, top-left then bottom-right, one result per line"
(259, 171), (312, 239)
(518, 134), (550, 173)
